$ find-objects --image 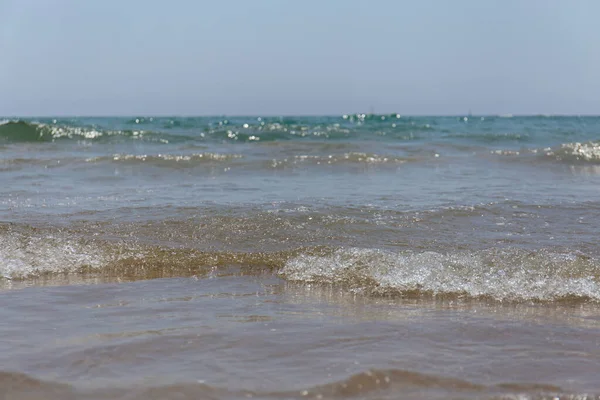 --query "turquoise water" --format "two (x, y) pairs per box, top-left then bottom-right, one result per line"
(2, 115), (600, 399)
(2, 115), (600, 296)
